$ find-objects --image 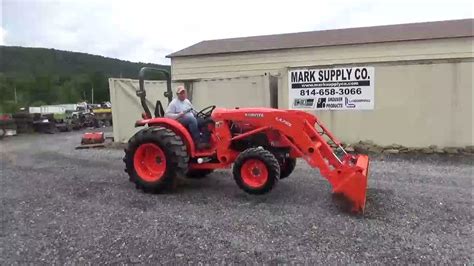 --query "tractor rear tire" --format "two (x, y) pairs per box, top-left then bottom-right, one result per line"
(280, 158), (296, 179)
(233, 147), (280, 195)
(186, 169), (214, 179)
(123, 127), (189, 193)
